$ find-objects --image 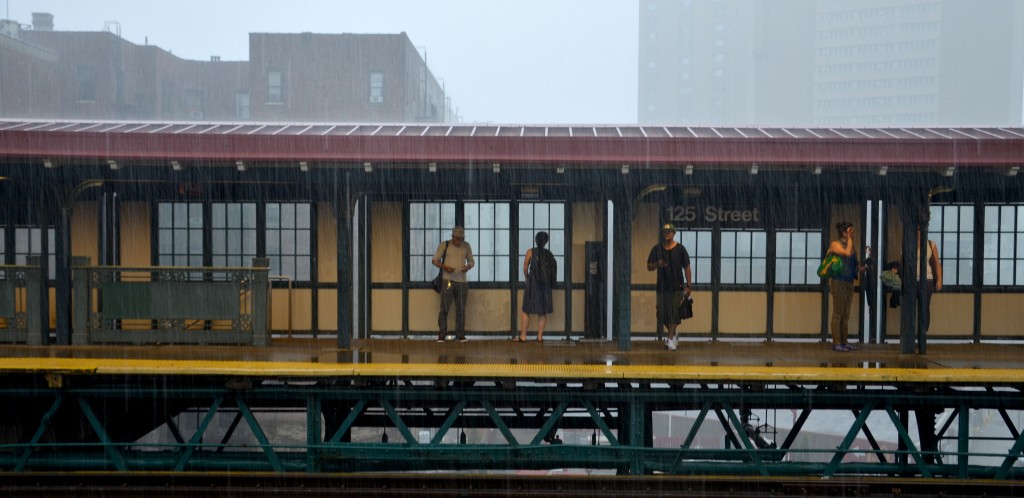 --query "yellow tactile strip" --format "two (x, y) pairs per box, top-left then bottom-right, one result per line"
(0, 357), (1023, 384)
